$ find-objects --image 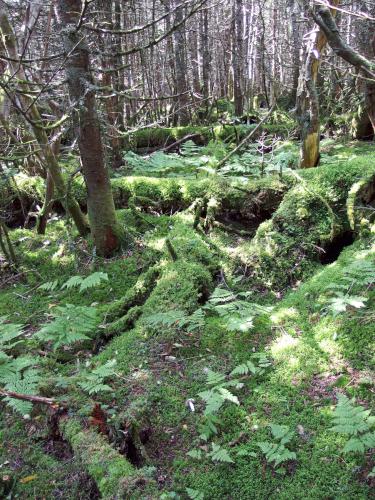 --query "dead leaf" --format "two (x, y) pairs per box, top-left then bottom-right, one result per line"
(20, 474), (38, 484)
